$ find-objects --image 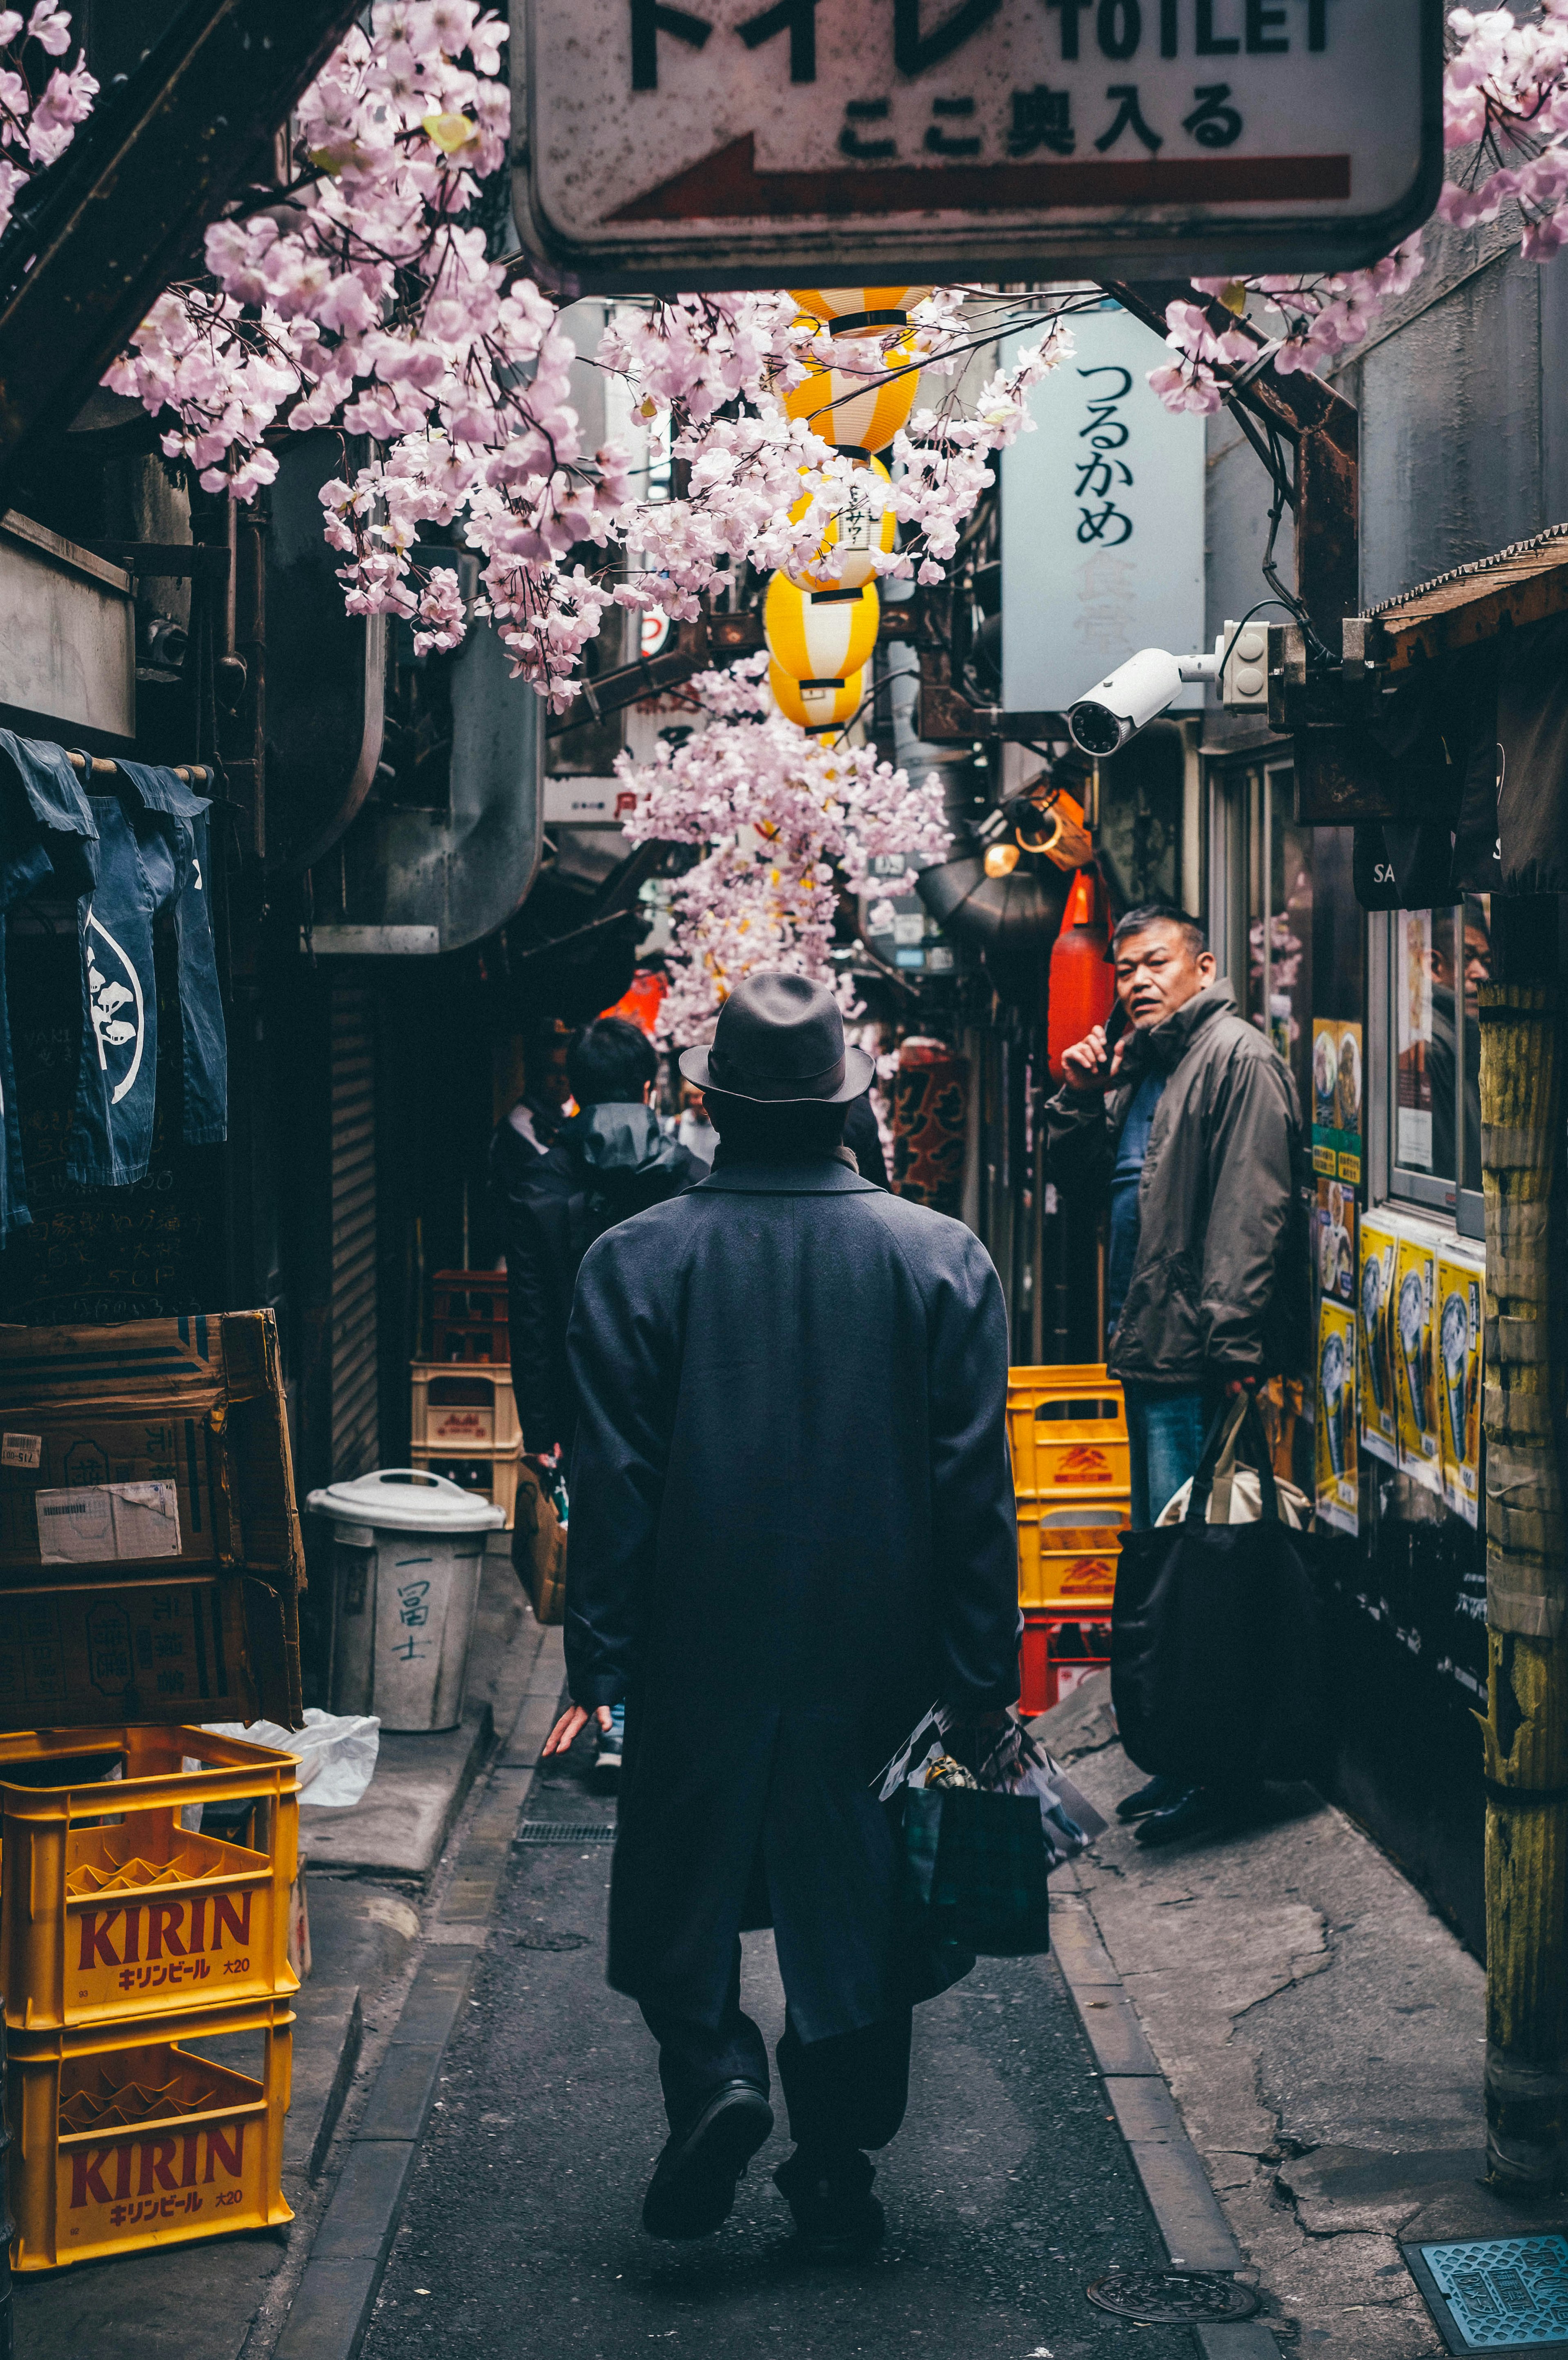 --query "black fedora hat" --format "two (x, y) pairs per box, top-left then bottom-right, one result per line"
(679, 972), (874, 1106)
